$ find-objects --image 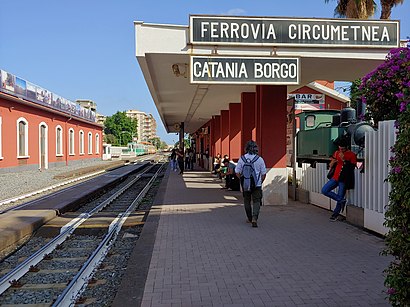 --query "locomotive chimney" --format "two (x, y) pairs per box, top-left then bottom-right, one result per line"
(356, 98), (366, 122)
